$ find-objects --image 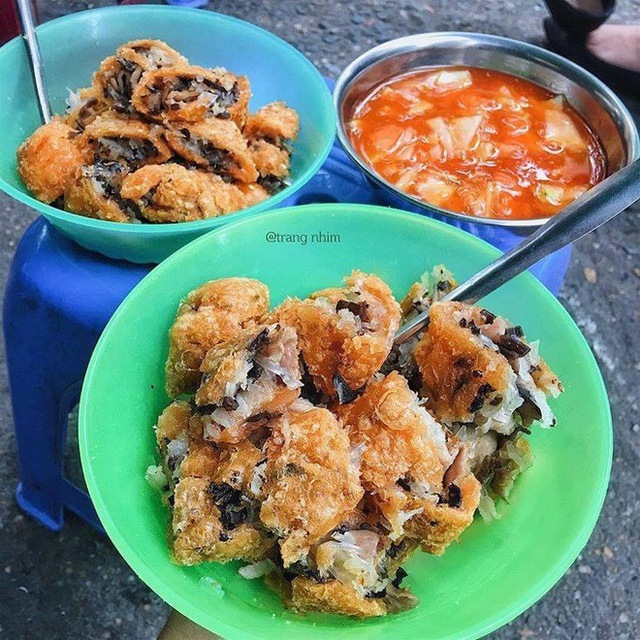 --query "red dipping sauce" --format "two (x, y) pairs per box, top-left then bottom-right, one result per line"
(347, 67), (607, 220)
